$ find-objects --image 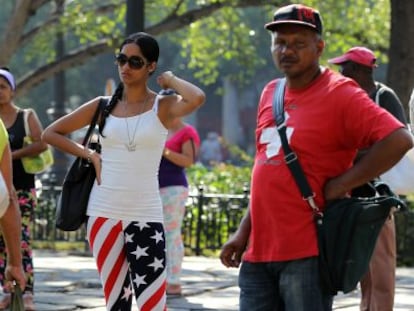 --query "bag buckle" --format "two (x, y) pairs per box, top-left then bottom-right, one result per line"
(284, 152), (297, 164)
(303, 194), (322, 216)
